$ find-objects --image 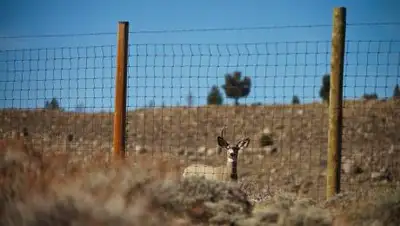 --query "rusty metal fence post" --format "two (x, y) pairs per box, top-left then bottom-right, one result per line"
(327, 7), (346, 199)
(113, 21), (129, 160)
